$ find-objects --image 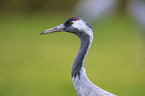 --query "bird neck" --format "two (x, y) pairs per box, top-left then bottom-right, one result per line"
(71, 34), (93, 78)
